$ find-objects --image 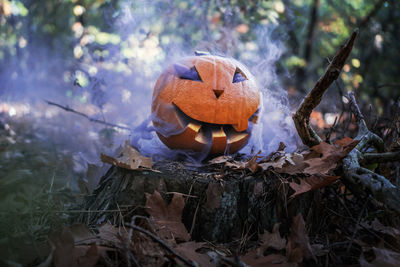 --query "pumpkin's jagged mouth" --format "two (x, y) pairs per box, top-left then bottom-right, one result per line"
(157, 104), (258, 155)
